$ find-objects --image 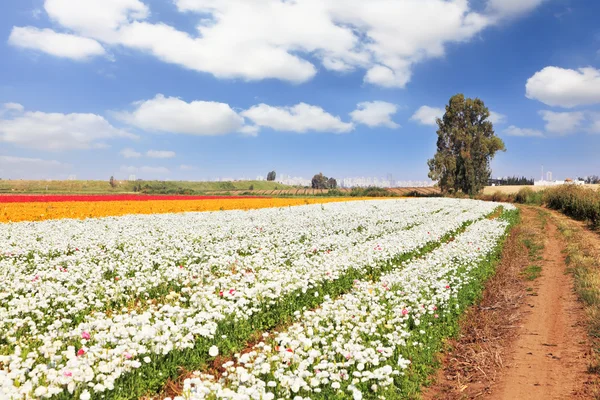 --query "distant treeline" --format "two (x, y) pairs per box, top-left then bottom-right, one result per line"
(490, 176), (534, 186)
(577, 175), (600, 184)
